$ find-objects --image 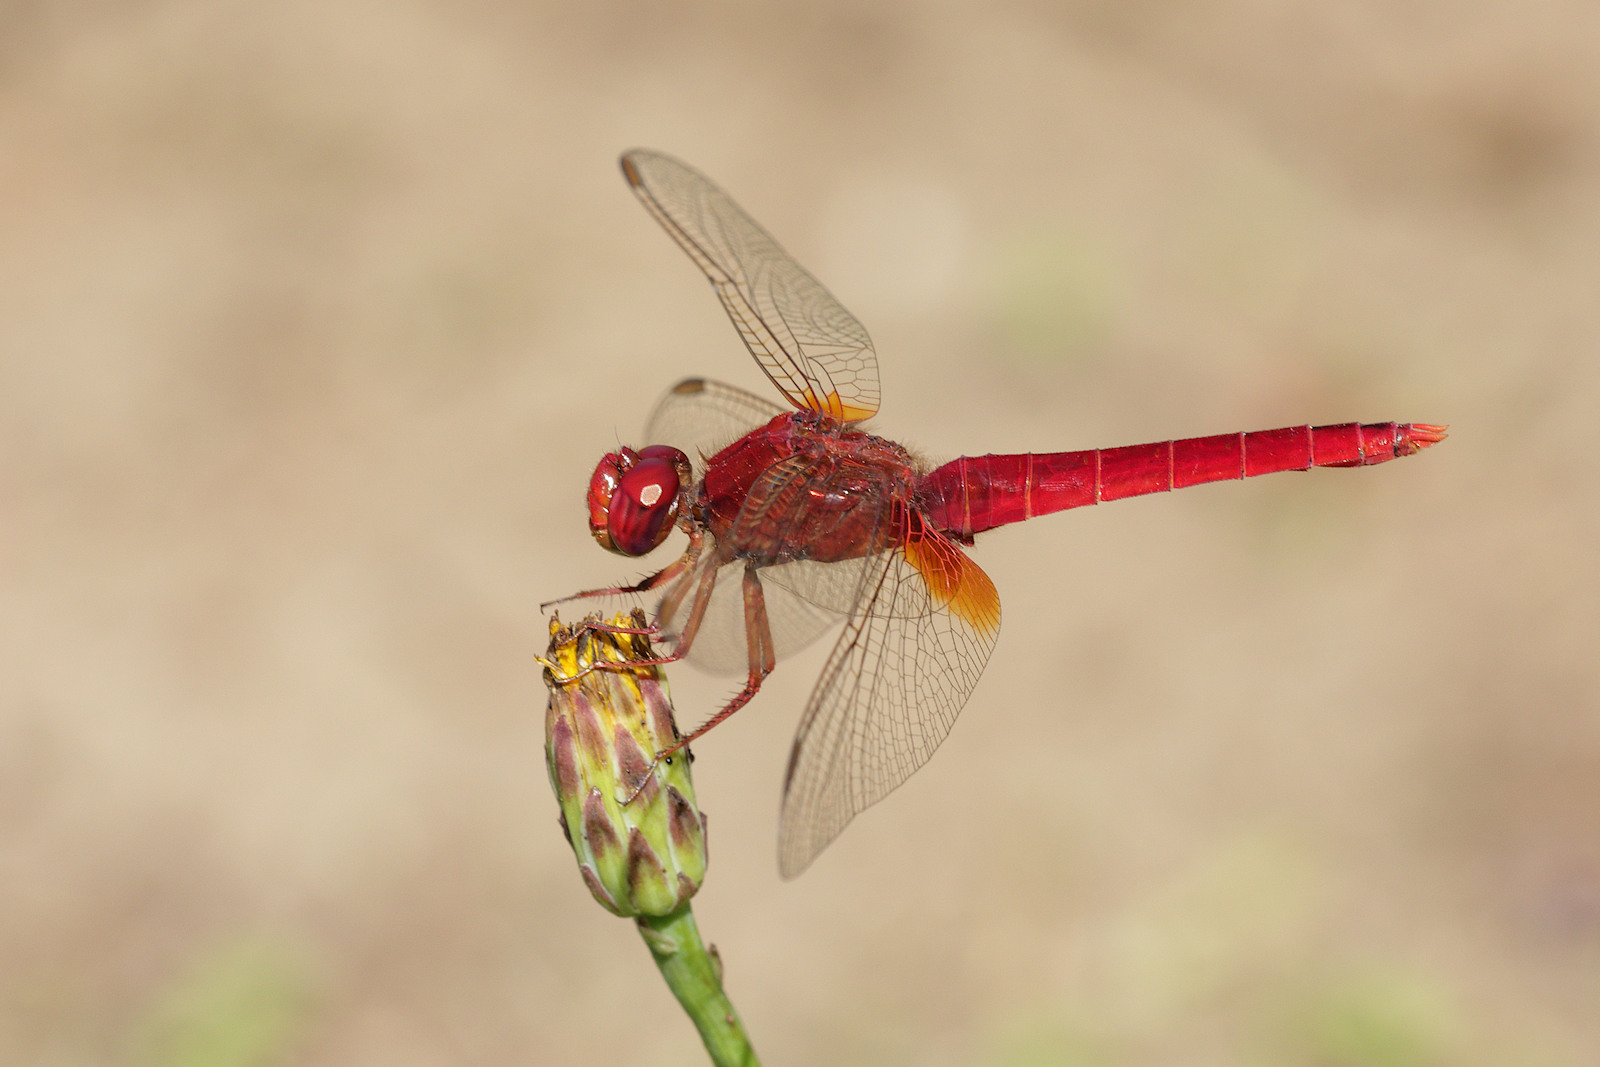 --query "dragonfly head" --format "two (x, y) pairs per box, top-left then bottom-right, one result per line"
(587, 445), (691, 556)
